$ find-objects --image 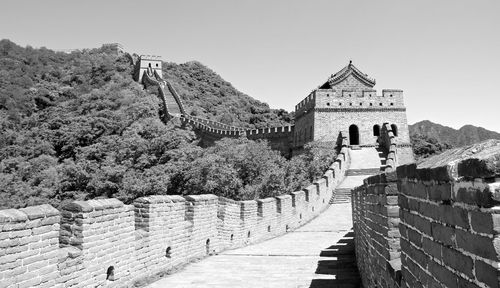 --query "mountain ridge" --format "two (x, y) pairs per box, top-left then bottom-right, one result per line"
(409, 120), (500, 147)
